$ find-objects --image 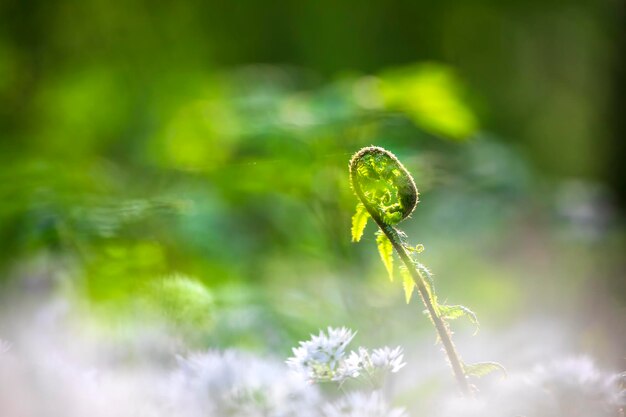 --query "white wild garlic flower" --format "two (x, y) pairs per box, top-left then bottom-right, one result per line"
(0, 339), (10, 354)
(323, 391), (407, 417)
(334, 347), (369, 381)
(334, 346), (406, 382)
(286, 327), (405, 384)
(531, 356), (626, 416)
(172, 349), (321, 417)
(286, 327), (356, 382)
(440, 356), (625, 417)
(371, 346), (406, 373)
